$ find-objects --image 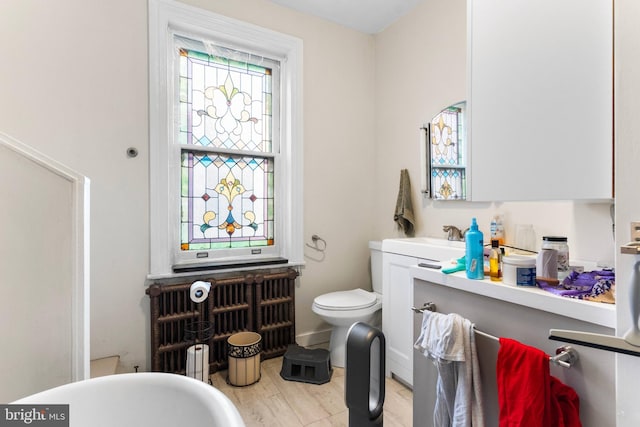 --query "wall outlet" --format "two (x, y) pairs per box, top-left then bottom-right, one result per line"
(631, 222), (640, 242)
